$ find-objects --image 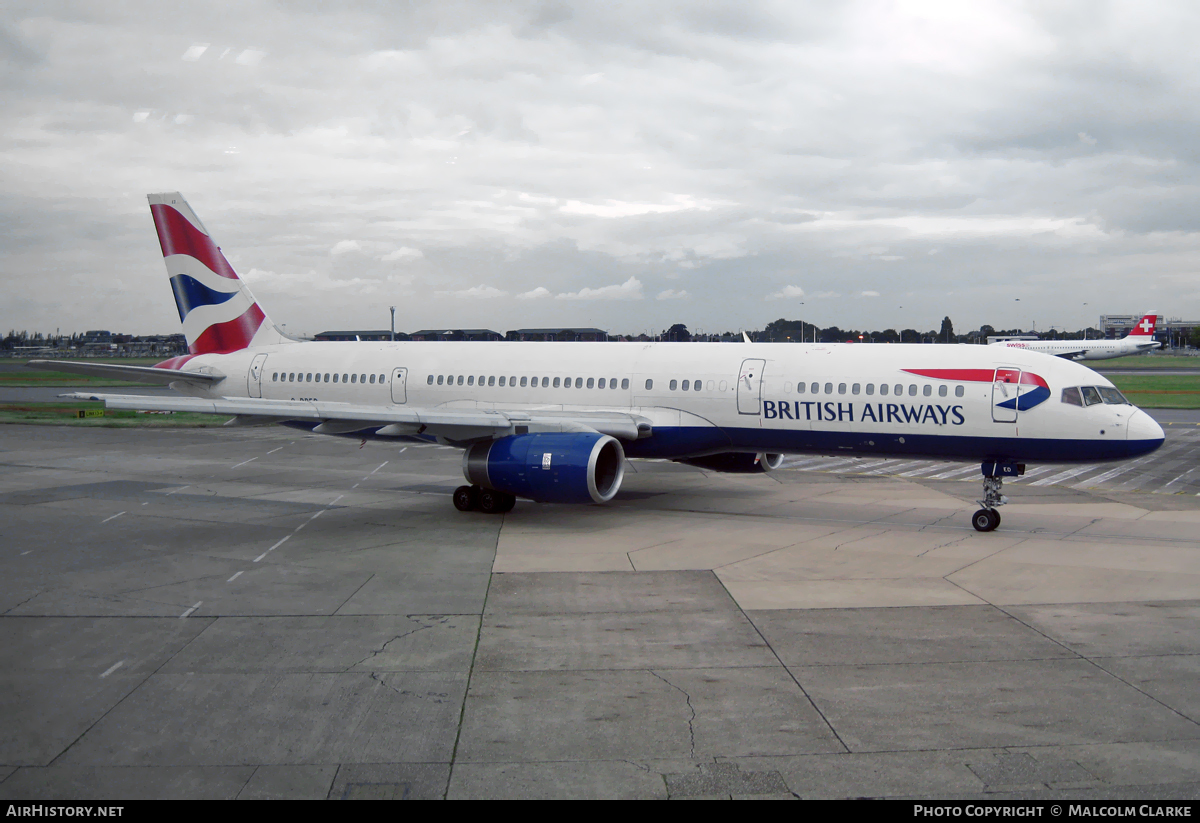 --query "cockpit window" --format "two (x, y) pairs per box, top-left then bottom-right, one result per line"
(1061, 387), (1083, 406)
(1097, 386), (1129, 405)
(1080, 386), (1103, 406)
